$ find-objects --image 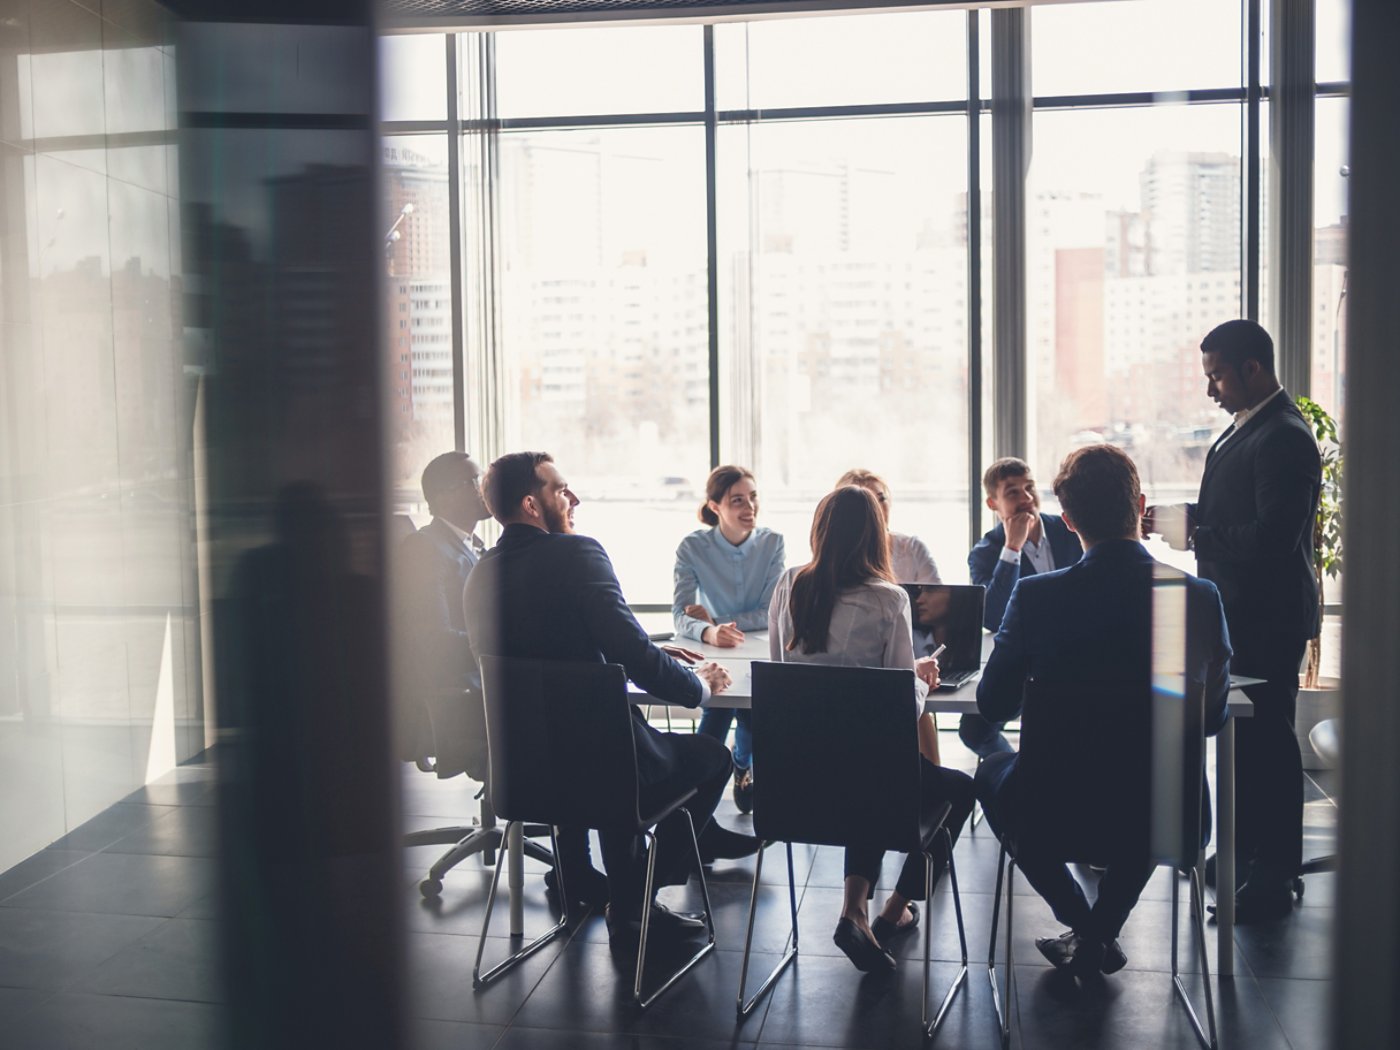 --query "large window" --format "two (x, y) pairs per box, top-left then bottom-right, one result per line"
(378, 0), (1346, 599)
